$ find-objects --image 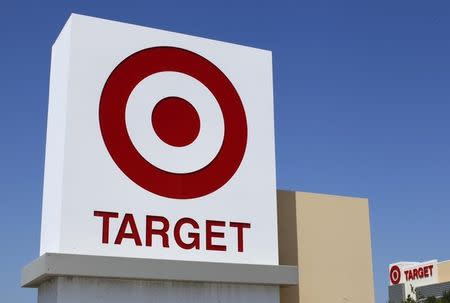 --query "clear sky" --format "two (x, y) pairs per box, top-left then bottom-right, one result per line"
(1, 1), (449, 302)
